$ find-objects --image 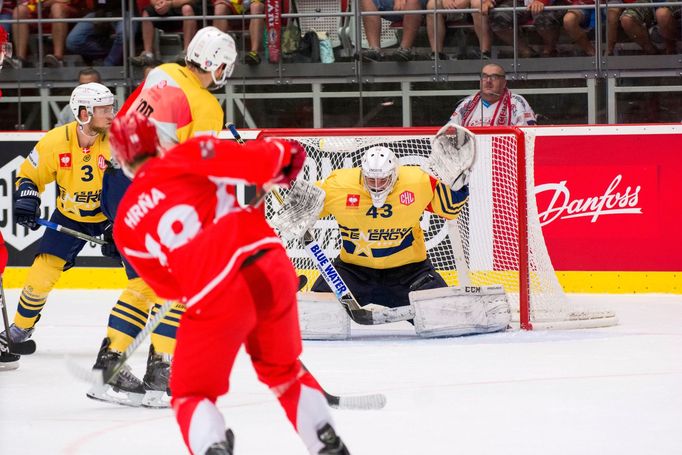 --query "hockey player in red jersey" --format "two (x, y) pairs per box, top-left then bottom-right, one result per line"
(109, 112), (350, 455)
